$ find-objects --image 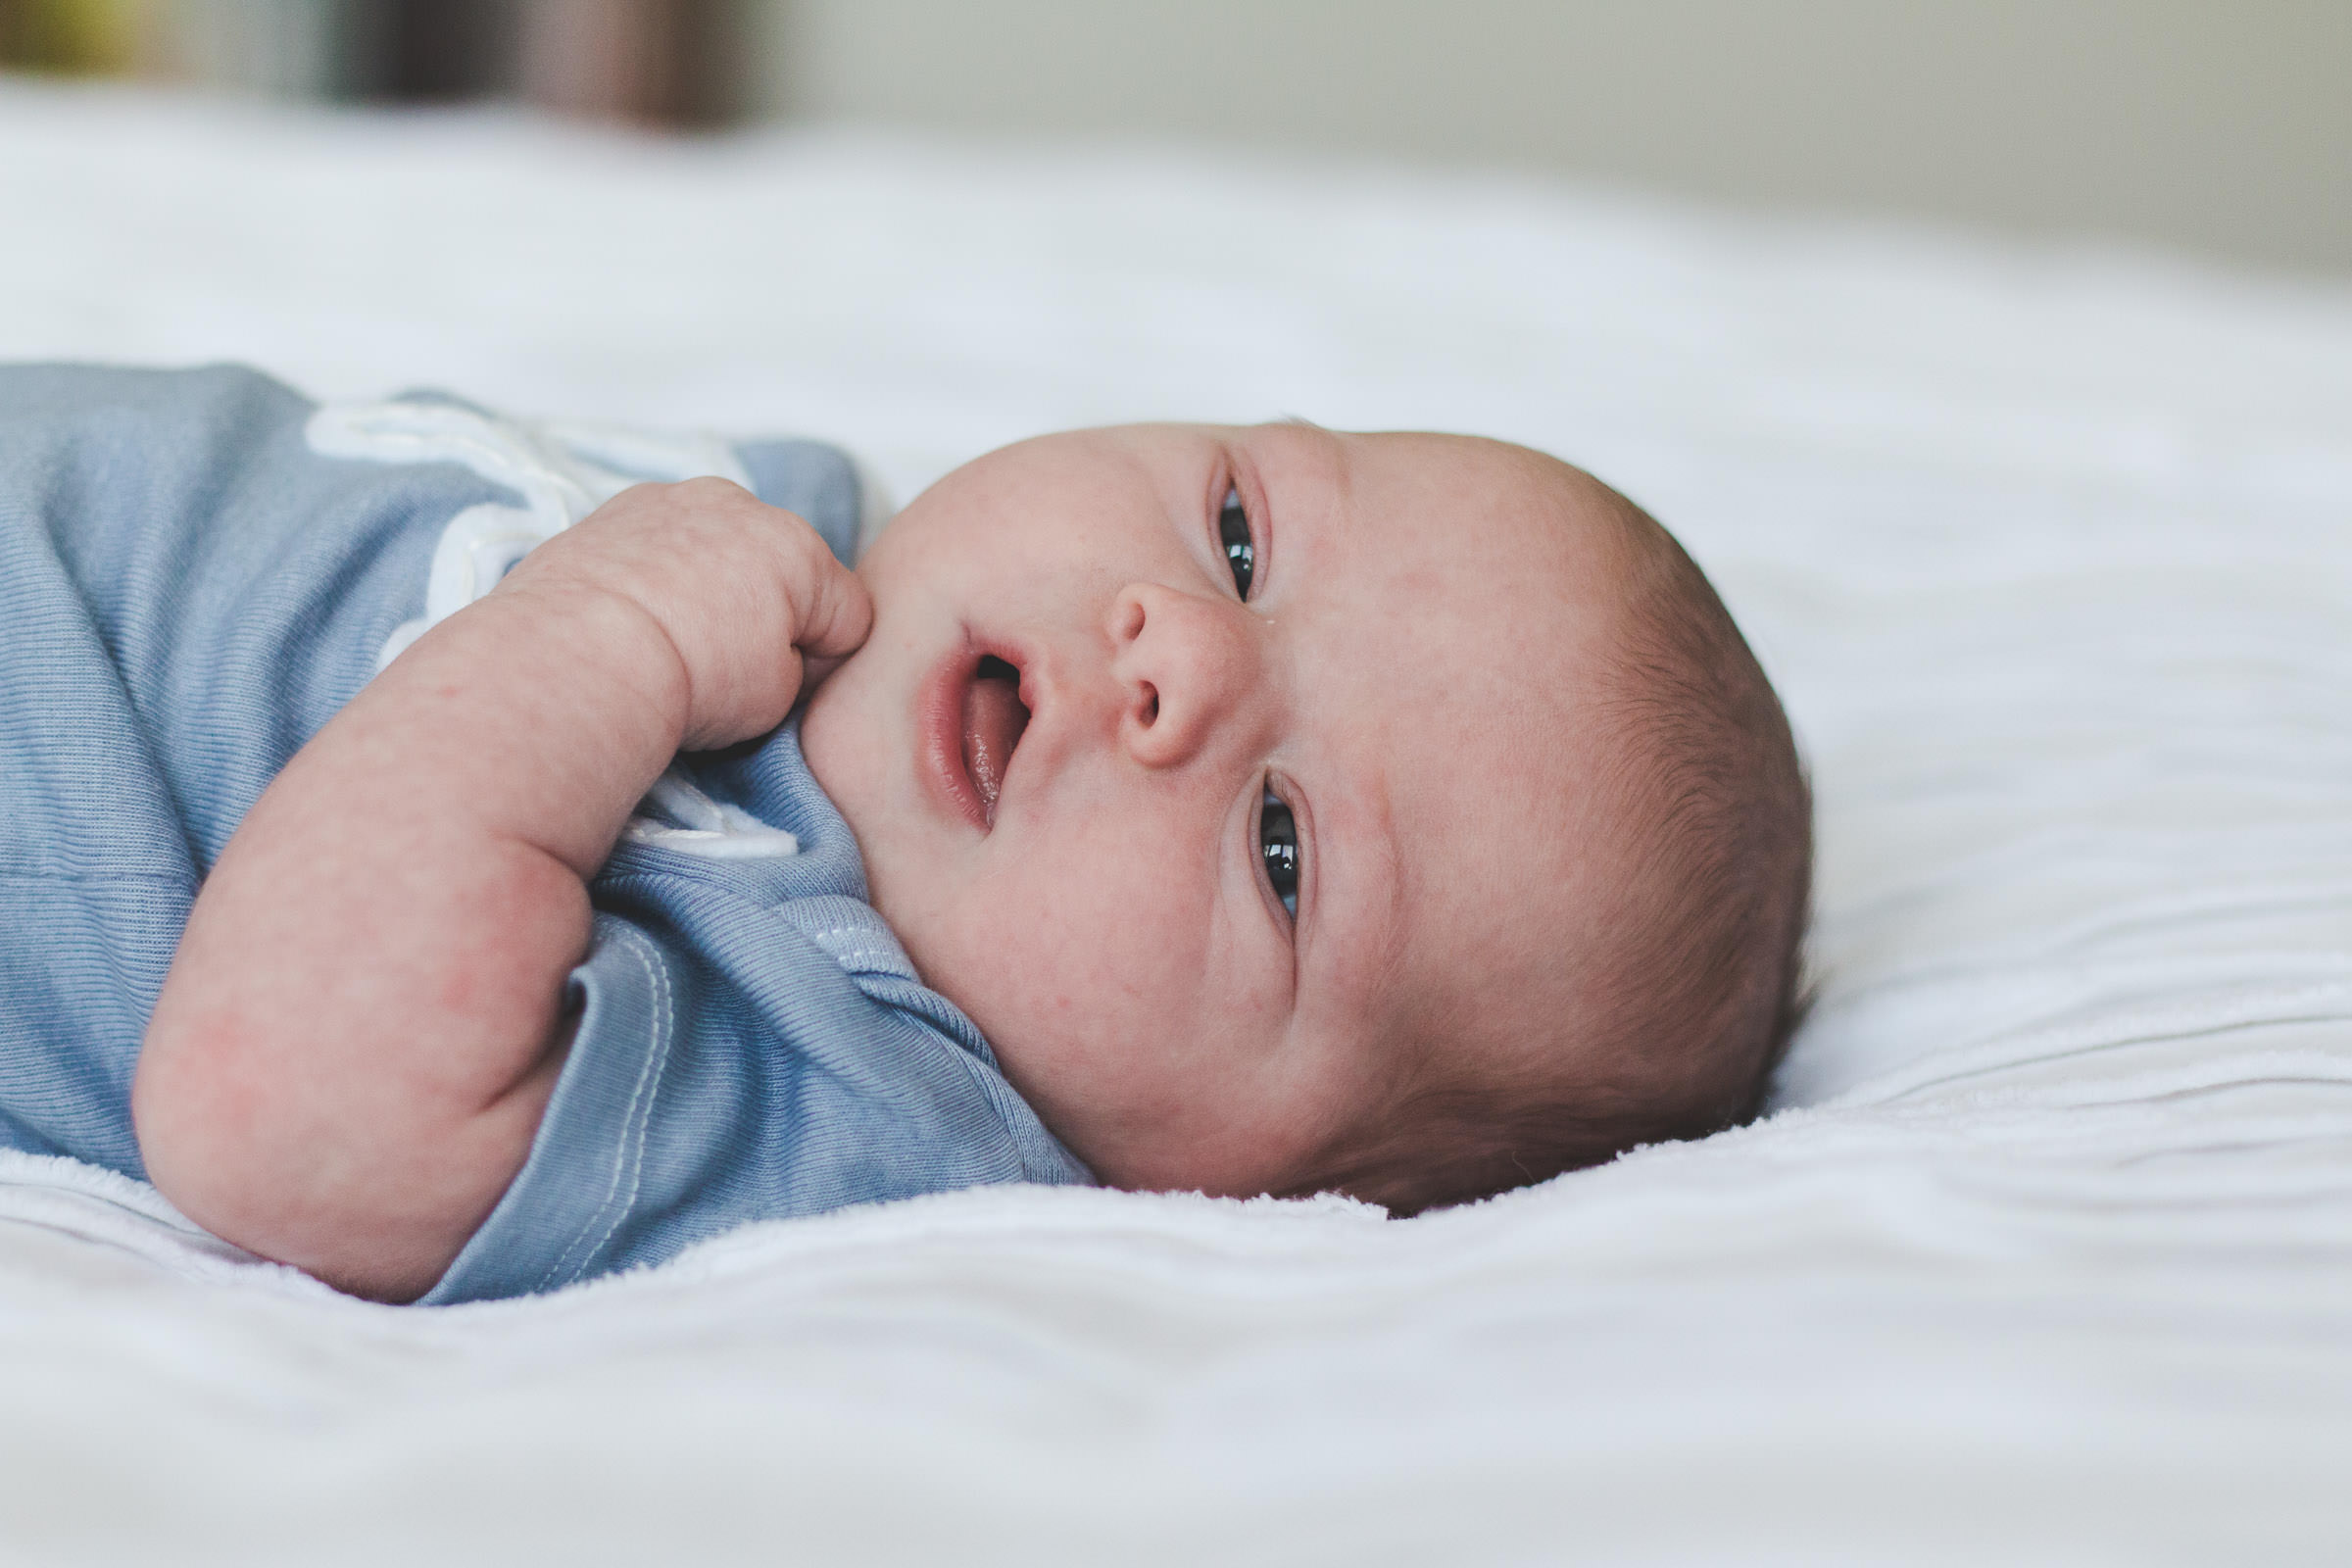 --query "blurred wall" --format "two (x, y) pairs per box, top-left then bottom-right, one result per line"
(747, 0), (2352, 277)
